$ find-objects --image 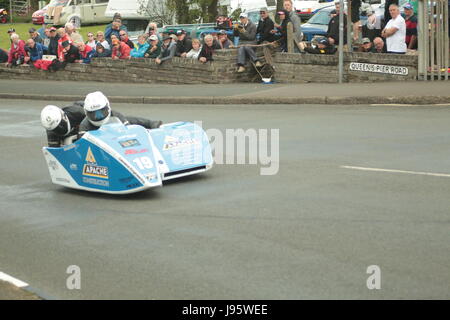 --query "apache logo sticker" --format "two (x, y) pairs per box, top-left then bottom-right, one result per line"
(163, 136), (199, 151)
(83, 147), (109, 179)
